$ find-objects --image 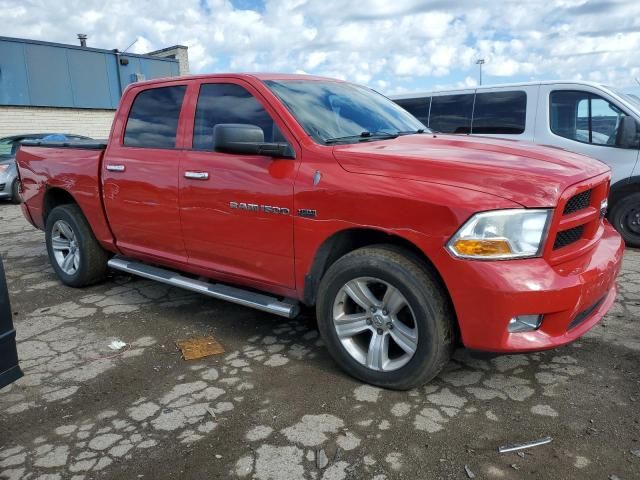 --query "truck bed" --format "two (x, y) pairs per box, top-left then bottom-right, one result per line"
(16, 141), (116, 250)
